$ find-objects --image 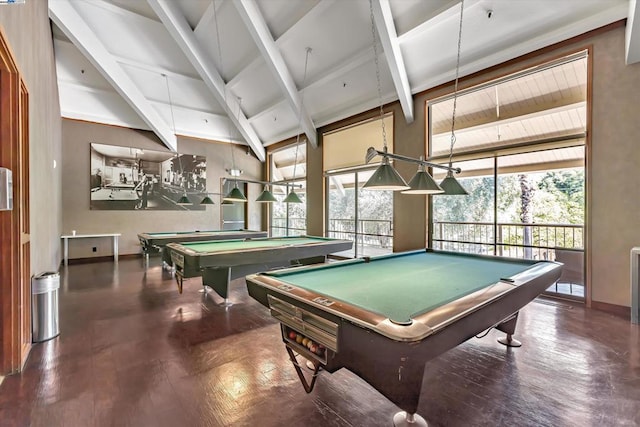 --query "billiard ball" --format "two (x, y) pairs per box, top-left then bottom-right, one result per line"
(296, 334), (303, 344)
(288, 330), (297, 340)
(302, 338), (309, 347)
